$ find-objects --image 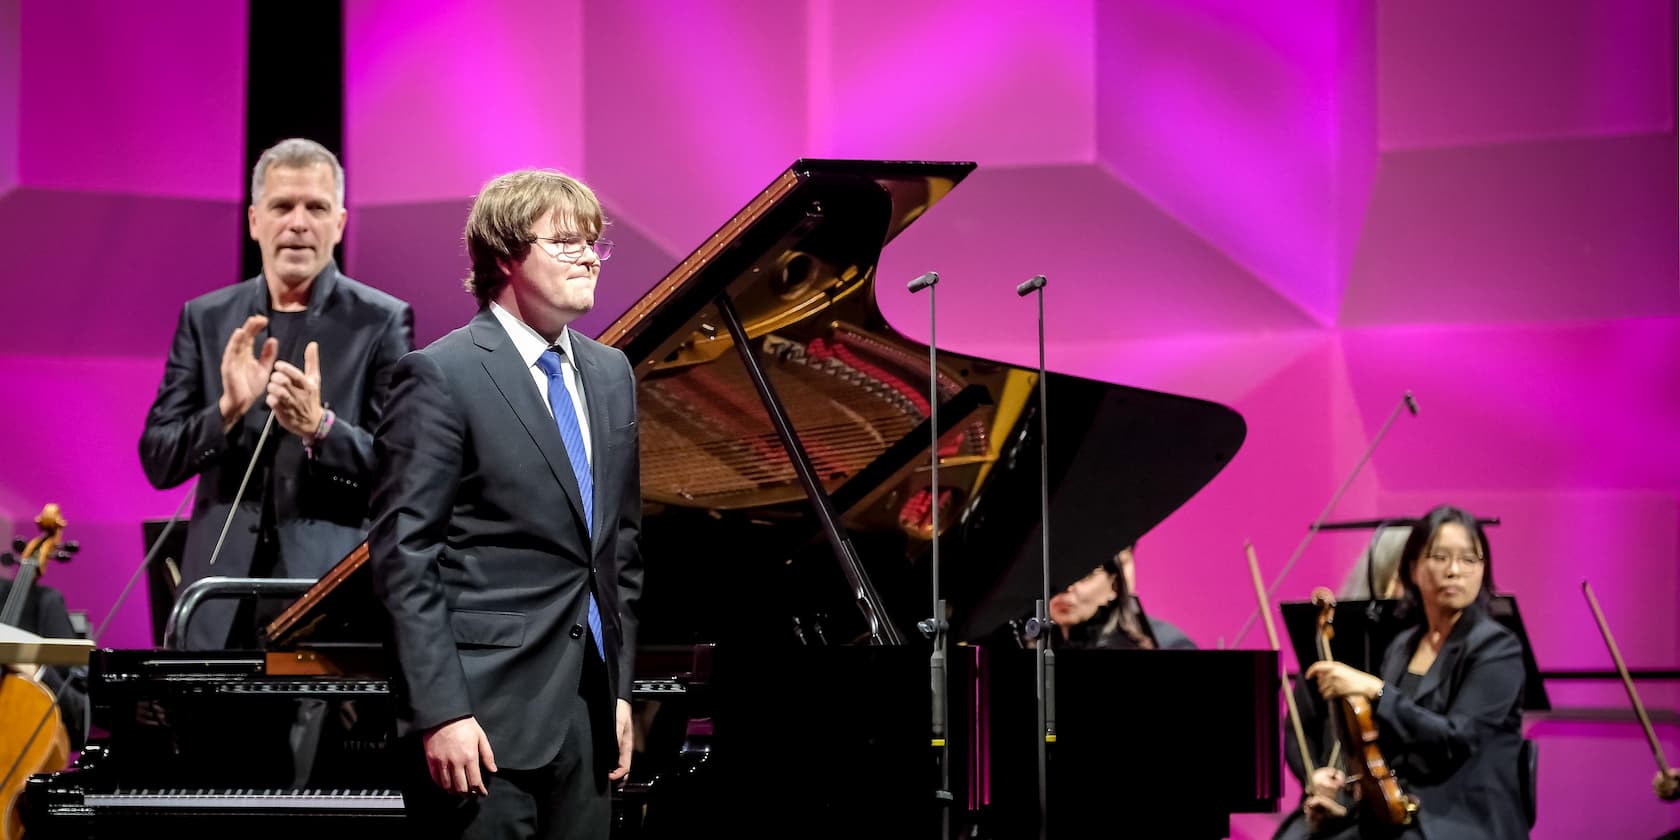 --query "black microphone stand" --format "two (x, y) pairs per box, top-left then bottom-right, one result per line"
(906, 270), (953, 838)
(1015, 274), (1051, 840)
